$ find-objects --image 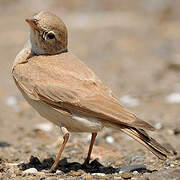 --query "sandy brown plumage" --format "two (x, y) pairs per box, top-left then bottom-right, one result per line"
(13, 52), (154, 130)
(12, 11), (172, 172)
